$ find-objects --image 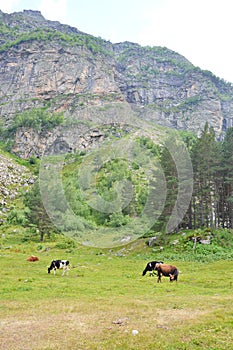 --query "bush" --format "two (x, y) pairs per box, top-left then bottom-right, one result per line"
(55, 238), (77, 249)
(7, 209), (29, 225)
(107, 212), (130, 227)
